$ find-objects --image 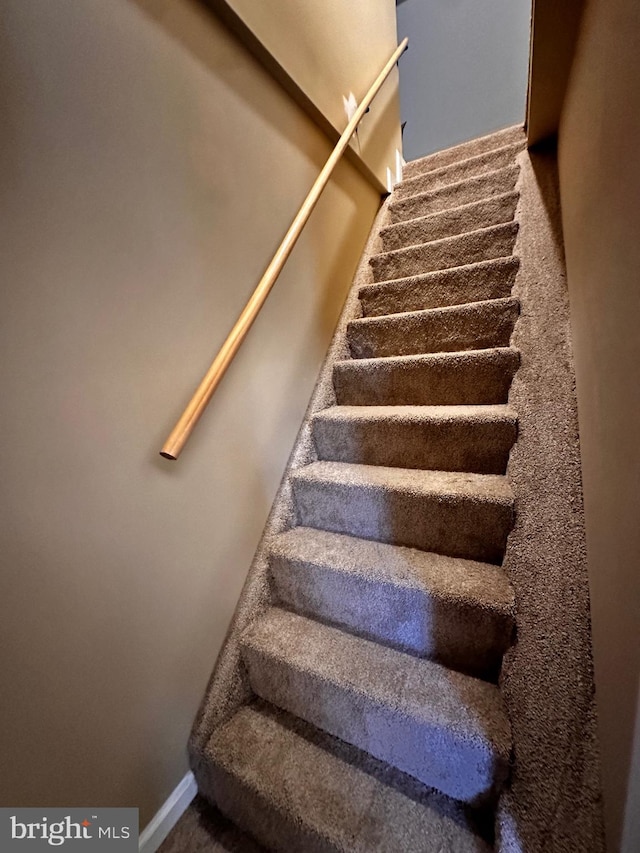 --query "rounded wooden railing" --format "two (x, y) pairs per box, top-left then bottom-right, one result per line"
(160, 38), (408, 460)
